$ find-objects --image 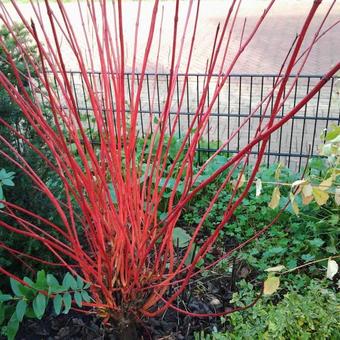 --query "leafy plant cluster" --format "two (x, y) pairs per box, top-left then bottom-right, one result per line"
(0, 271), (91, 340)
(178, 135), (339, 273)
(131, 128), (339, 299)
(188, 128), (339, 339)
(263, 125), (339, 216)
(196, 280), (339, 340)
